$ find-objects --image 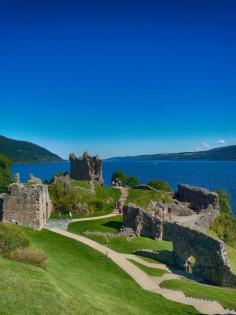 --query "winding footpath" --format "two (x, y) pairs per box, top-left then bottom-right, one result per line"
(46, 187), (236, 315)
